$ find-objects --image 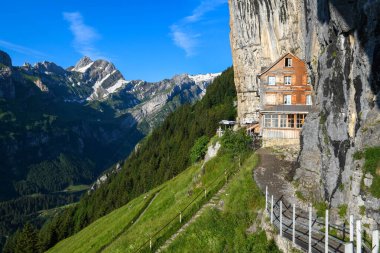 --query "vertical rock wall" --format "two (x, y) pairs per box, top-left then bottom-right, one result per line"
(297, 0), (380, 225)
(229, 0), (380, 226)
(228, 0), (306, 123)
